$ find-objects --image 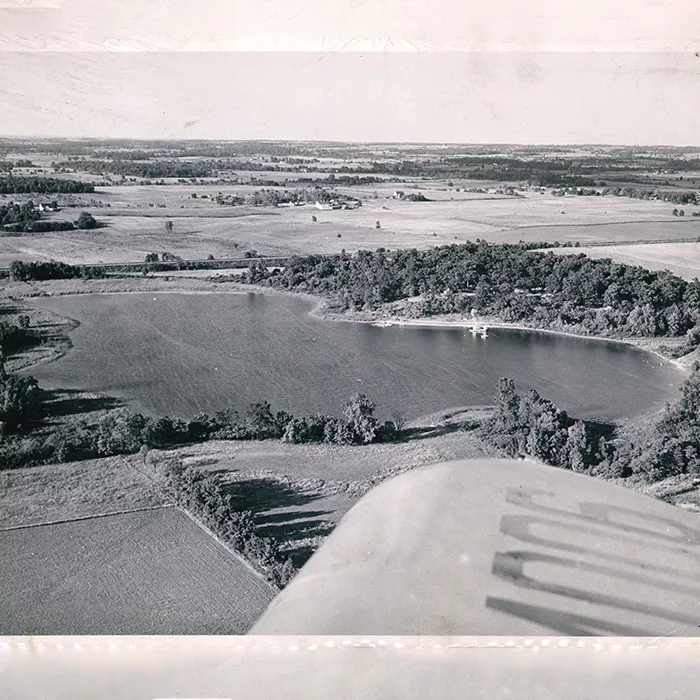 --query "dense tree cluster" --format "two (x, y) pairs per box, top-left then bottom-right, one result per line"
(3, 220), (78, 233)
(0, 177), (94, 194)
(480, 366), (700, 483)
(0, 320), (34, 353)
(0, 201), (40, 228)
(613, 363), (700, 481)
(0, 375), (42, 434)
(214, 186), (360, 208)
(9, 260), (107, 281)
(159, 461), (296, 588)
(480, 378), (611, 473)
(56, 160), (218, 179)
(1, 202), (100, 233)
(549, 185), (700, 205)
(243, 243), (700, 342)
